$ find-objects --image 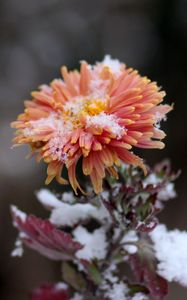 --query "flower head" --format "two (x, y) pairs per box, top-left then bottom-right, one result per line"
(11, 55), (172, 194)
